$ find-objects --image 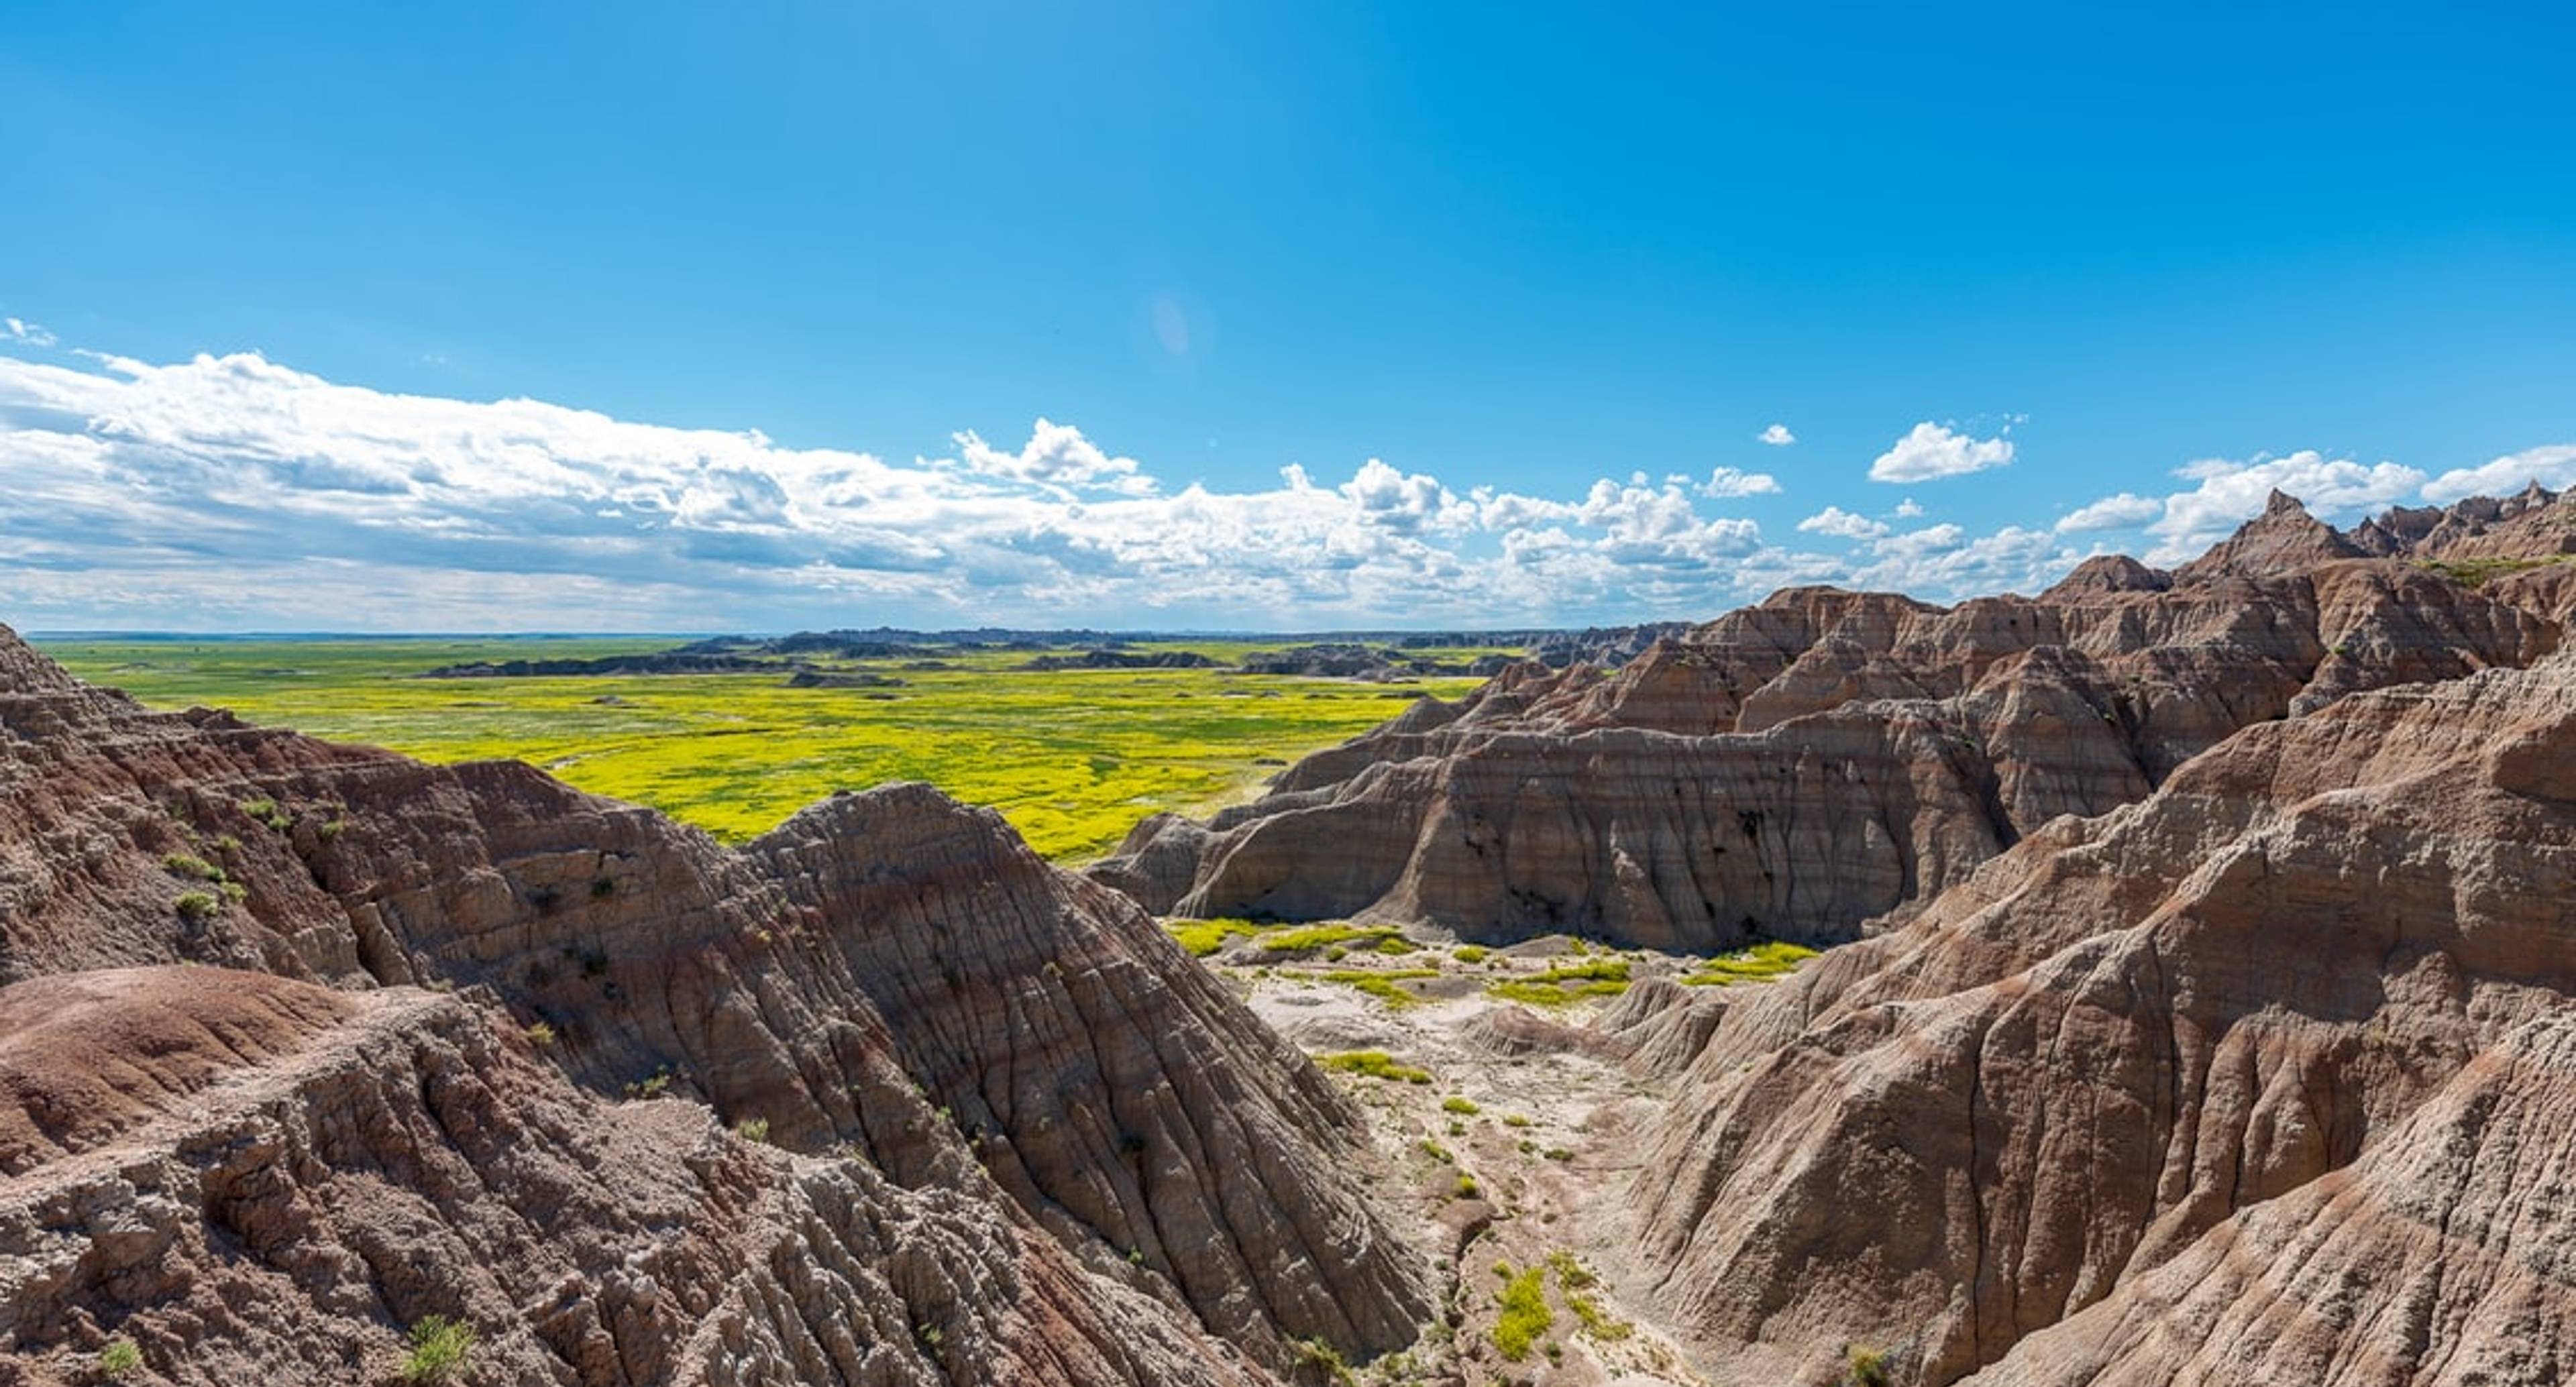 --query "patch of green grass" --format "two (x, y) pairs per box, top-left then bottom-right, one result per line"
(1259, 922), (1403, 954)
(1289, 1336), (1357, 1387)
(173, 891), (221, 924)
(1316, 1050), (1432, 1084)
(733, 1117), (770, 1144)
(1490, 1262), (1554, 1362)
(2416, 553), (2576, 588)
(401, 1315), (473, 1384)
(1500, 1113), (1533, 1128)
(160, 852), (224, 882)
(1441, 1095), (1480, 1115)
(1165, 917), (1265, 956)
(1452, 944), (1490, 964)
(1318, 968), (1437, 1006)
(1549, 1253), (1633, 1341)
(40, 636), (1494, 861)
(97, 1337), (143, 1379)
(1680, 940), (1821, 986)
(1846, 1344), (1891, 1387)
(1485, 957), (1631, 1007)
